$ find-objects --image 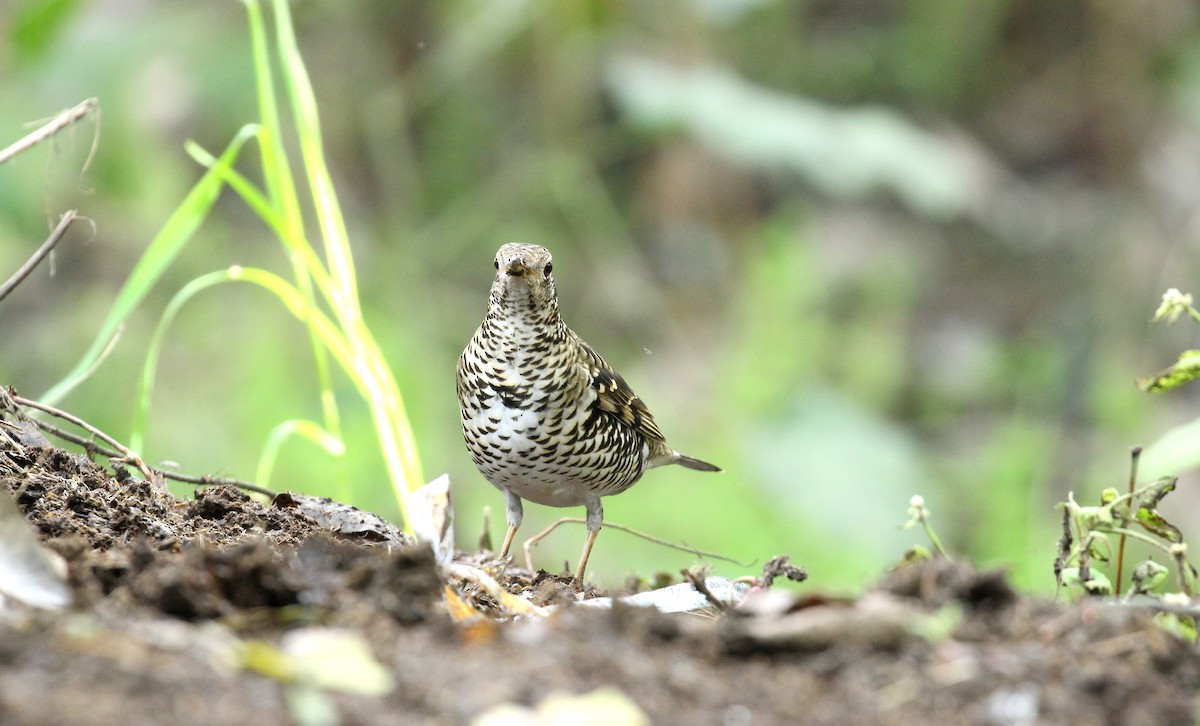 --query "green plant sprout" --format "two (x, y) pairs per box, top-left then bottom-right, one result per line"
(1055, 474), (1196, 600)
(901, 495), (948, 559)
(41, 0), (423, 528)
